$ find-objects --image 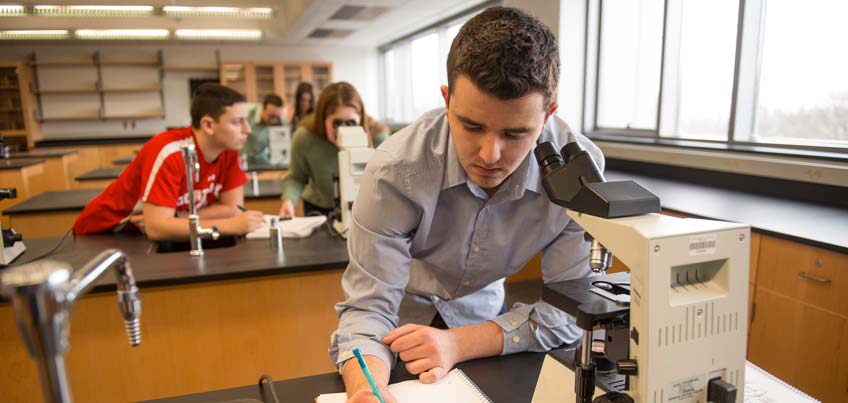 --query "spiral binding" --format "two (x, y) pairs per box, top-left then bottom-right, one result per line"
(449, 369), (493, 403)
